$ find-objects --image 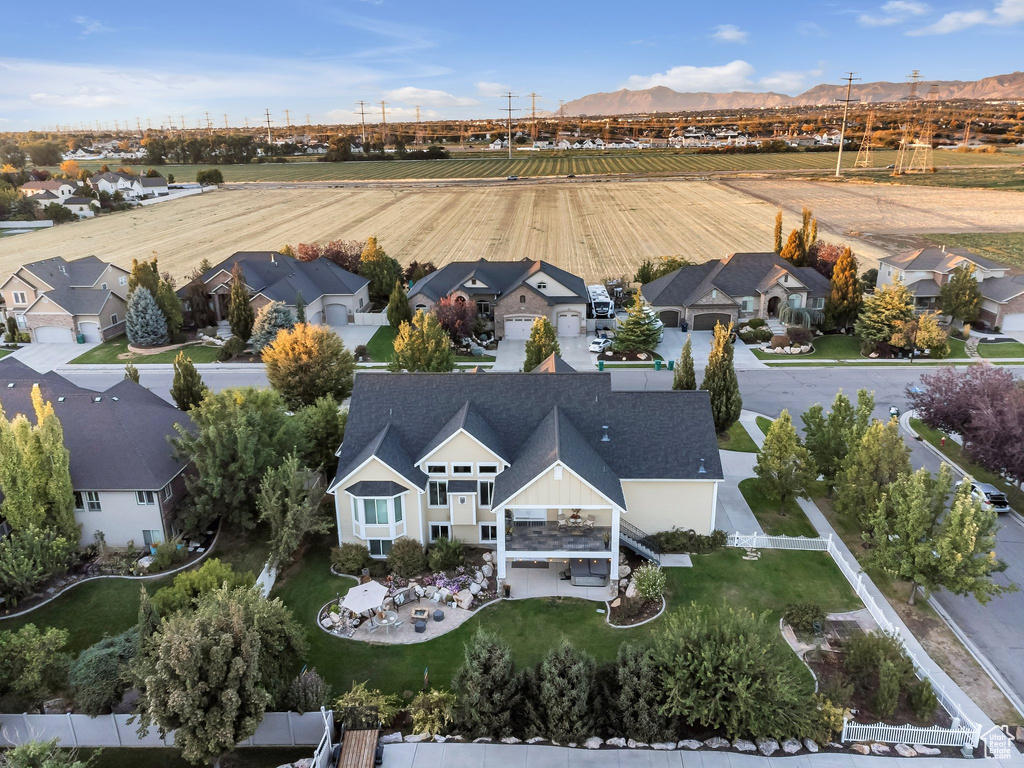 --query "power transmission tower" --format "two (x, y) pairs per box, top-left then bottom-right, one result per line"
(903, 70), (923, 101)
(146, 118), (152, 131)
(854, 111), (875, 168)
(179, 115), (185, 133)
(224, 114), (229, 130)
(528, 92), (541, 141)
(502, 92), (519, 161)
(166, 115), (173, 132)
(415, 105), (423, 144)
(379, 101), (388, 145)
(136, 117), (142, 134)
(555, 99), (565, 147)
(906, 112), (935, 173)
(205, 111), (213, 135)
(114, 119), (119, 132)
(962, 116), (973, 149)
(264, 108), (273, 144)
(892, 121), (913, 176)
(834, 72), (860, 177)
(355, 101), (368, 144)
(244, 117), (250, 129)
